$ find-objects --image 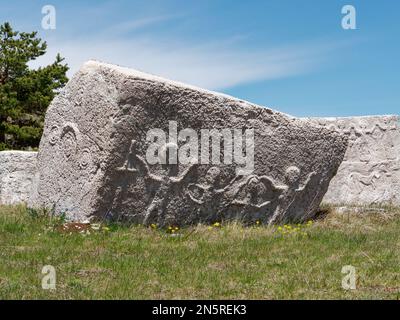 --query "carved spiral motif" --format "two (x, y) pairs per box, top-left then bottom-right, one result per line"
(49, 126), (60, 145)
(79, 149), (92, 169)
